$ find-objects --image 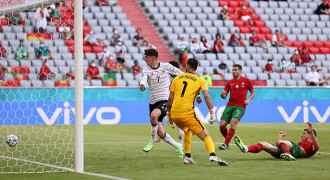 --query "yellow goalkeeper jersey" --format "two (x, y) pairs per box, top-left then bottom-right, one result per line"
(170, 72), (209, 118)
